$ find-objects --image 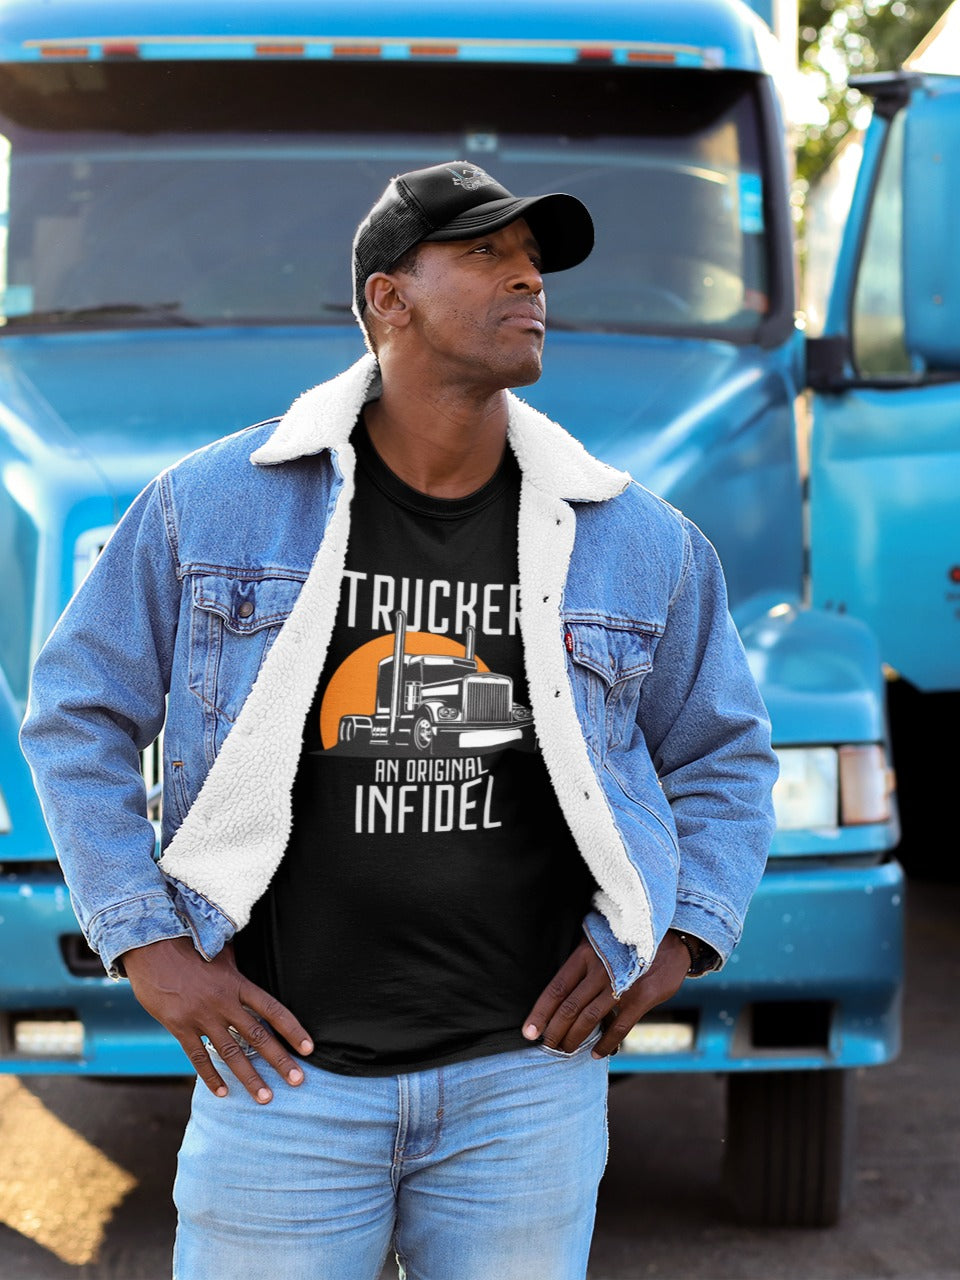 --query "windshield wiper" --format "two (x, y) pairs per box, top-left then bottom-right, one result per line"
(3, 302), (203, 329)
